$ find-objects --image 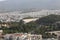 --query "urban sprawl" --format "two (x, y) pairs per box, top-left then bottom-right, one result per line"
(0, 10), (60, 40)
(0, 10), (60, 22)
